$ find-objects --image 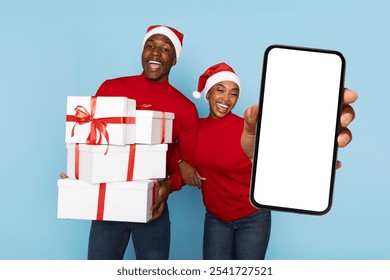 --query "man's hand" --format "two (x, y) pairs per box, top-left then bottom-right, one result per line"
(148, 179), (172, 222)
(178, 160), (205, 189)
